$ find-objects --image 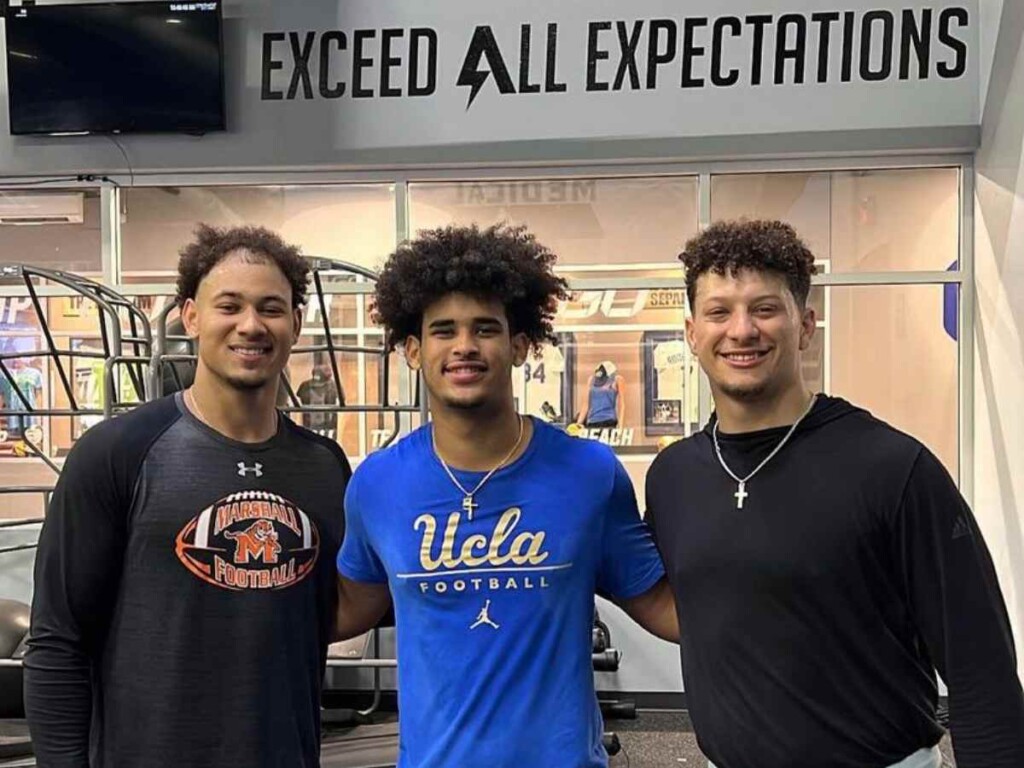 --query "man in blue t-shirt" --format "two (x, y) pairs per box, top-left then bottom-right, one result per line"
(335, 223), (678, 767)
